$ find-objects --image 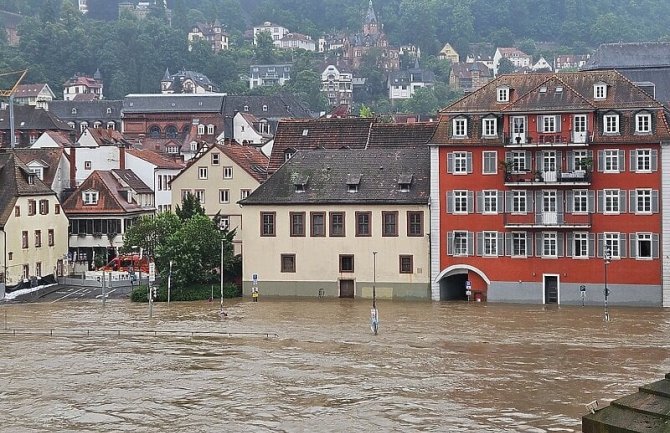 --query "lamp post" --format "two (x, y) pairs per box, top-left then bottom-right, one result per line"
(604, 246), (611, 322)
(219, 237), (226, 316)
(370, 251), (379, 335)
